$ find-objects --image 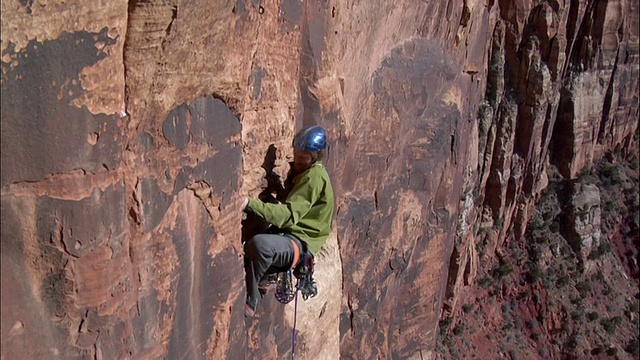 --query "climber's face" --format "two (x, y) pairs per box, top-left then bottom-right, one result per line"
(292, 148), (315, 173)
